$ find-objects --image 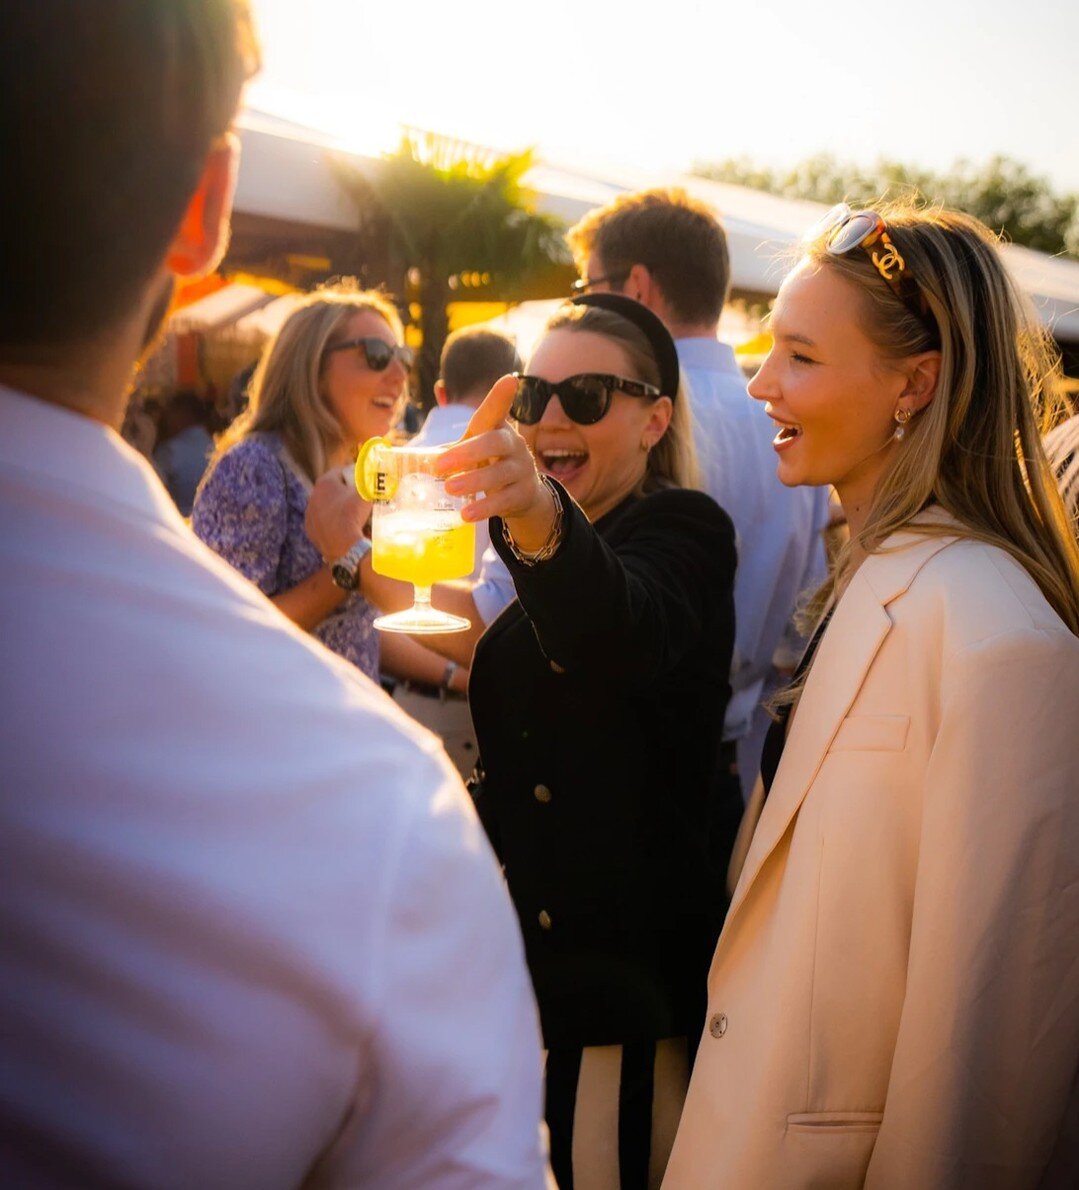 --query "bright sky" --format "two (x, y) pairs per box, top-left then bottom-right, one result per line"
(247, 0), (1079, 193)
